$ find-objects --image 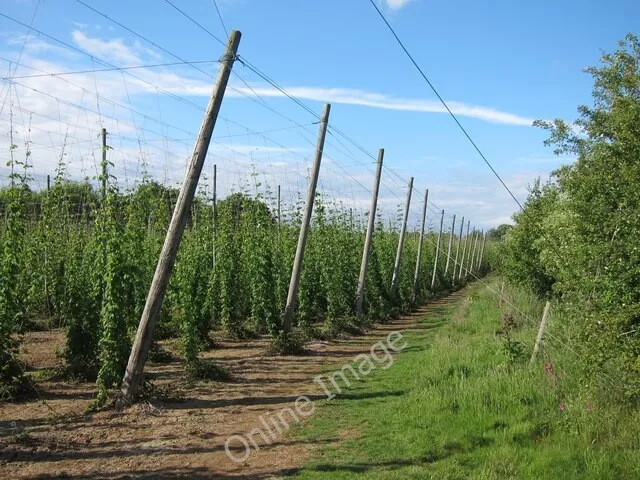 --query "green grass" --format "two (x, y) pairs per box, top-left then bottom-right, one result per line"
(285, 278), (640, 479)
